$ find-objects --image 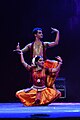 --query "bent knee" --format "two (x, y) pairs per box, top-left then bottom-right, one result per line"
(16, 90), (24, 97)
(16, 91), (19, 97)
